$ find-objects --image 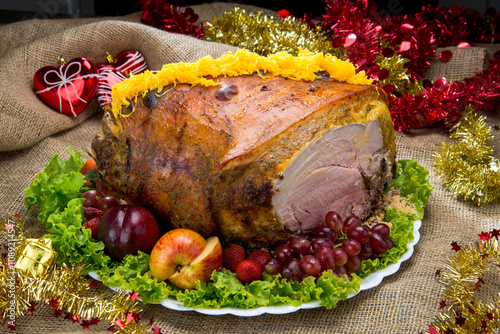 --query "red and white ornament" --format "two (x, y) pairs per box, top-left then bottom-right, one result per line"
(33, 56), (98, 117)
(96, 50), (148, 109)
